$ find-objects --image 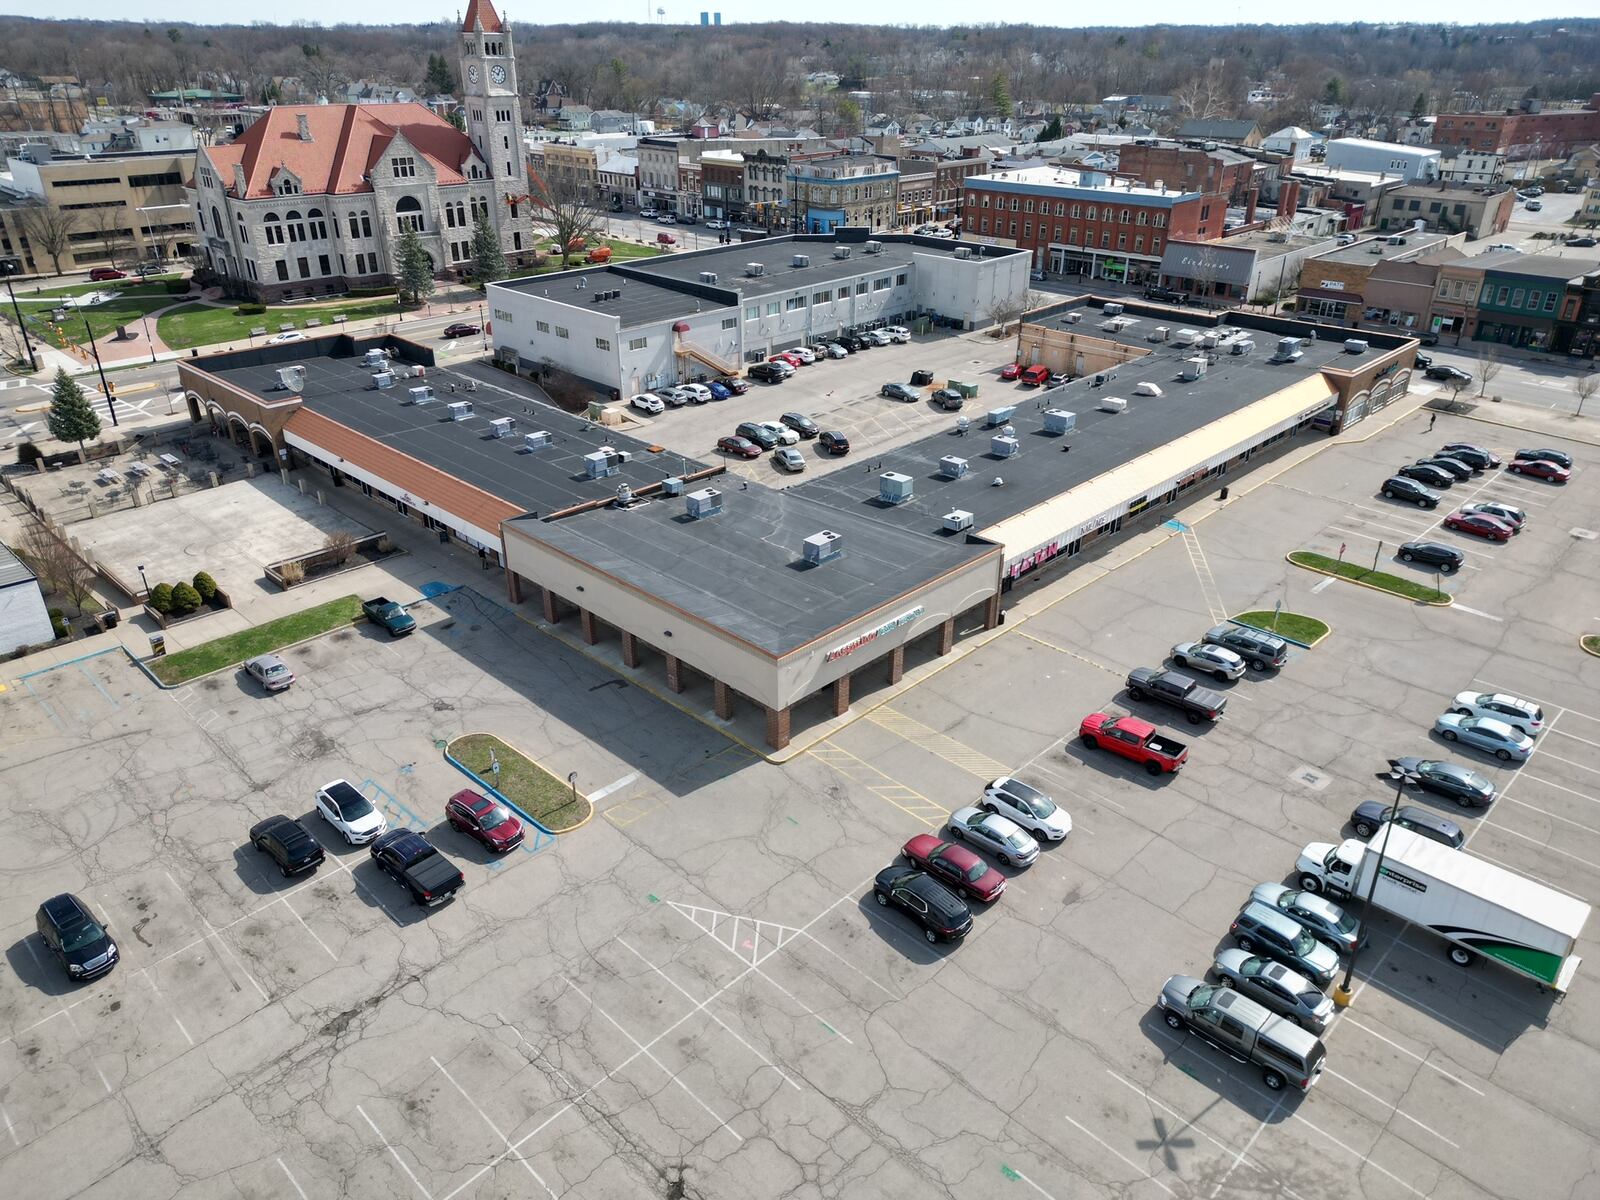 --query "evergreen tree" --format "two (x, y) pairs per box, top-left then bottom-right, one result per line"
(46, 368), (100, 450)
(988, 71), (1013, 119)
(424, 53), (455, 96)
(395, 226), (434, 304)
(1039, 114), (1063, 142)
(468, 211), (506, 289)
